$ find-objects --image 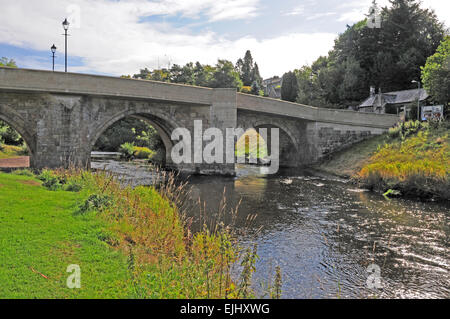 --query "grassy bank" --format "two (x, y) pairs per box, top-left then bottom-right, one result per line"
(0, 172), (130, 298)
(0, 169), (267, 298)
(316, 121), (449, 201)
